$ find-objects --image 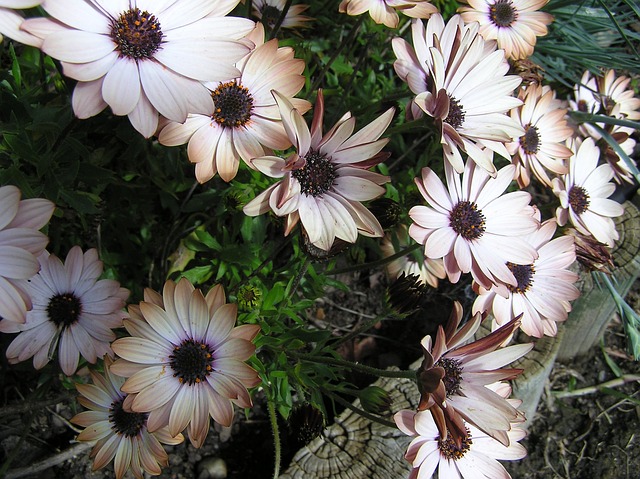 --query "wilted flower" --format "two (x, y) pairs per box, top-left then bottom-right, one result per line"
(0, 0), (43, 45)
(458, 0), (554, 60)
(158, 23), (310, 182)
(473, 219), (580, 338)
(6, 246), (129, 375)
(243, 89), (394, 251)
(552, 137), (624, 247)
(253, 0), (312, 30)
(507, 83), (573, 188)
(288, 403), (325, 445)
(394, 408), (526, 479)
(339, 0), (437, 28)
(417, 302), (532, 446)
(409, 161), (539, 290)
(71, 356), (184, 479)
(565, 228), (614, 274)
(111, 278), (260, 448)
(0, 185), (54, 332)
(393, 14), (523, 176)
(386, 272), (430, 317)
(368, 197), (402, 230)
(23, 0), (255, 137)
